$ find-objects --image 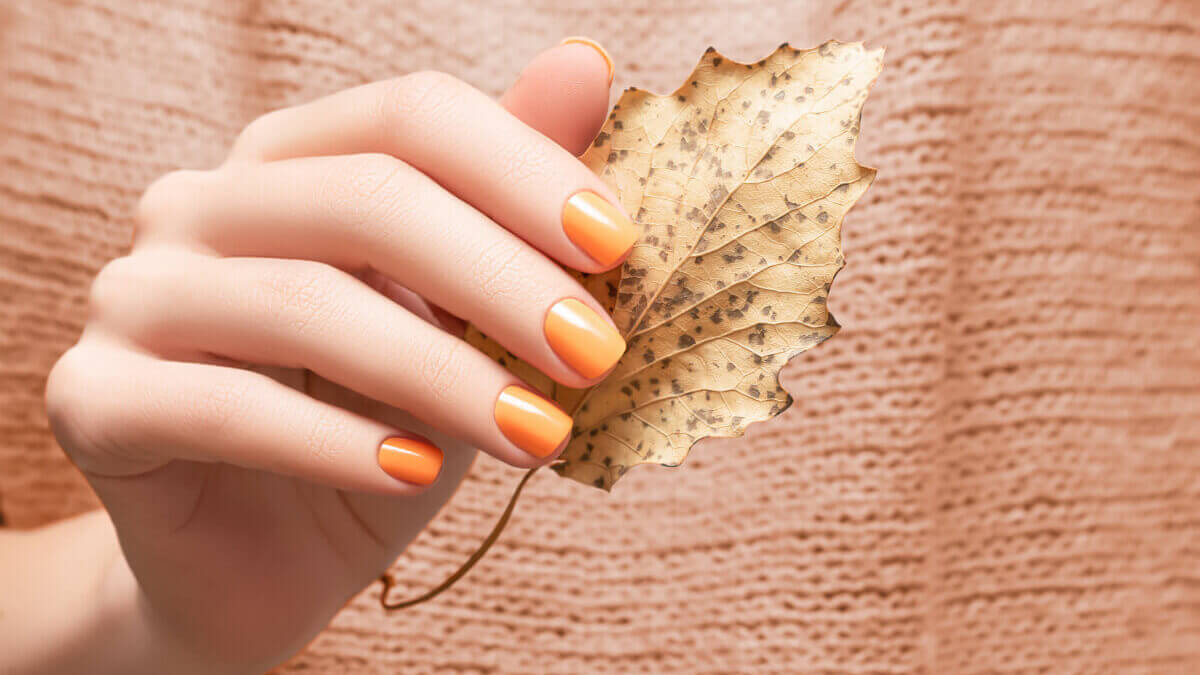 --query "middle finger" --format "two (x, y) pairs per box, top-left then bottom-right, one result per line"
(138, 157), (627, 387)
